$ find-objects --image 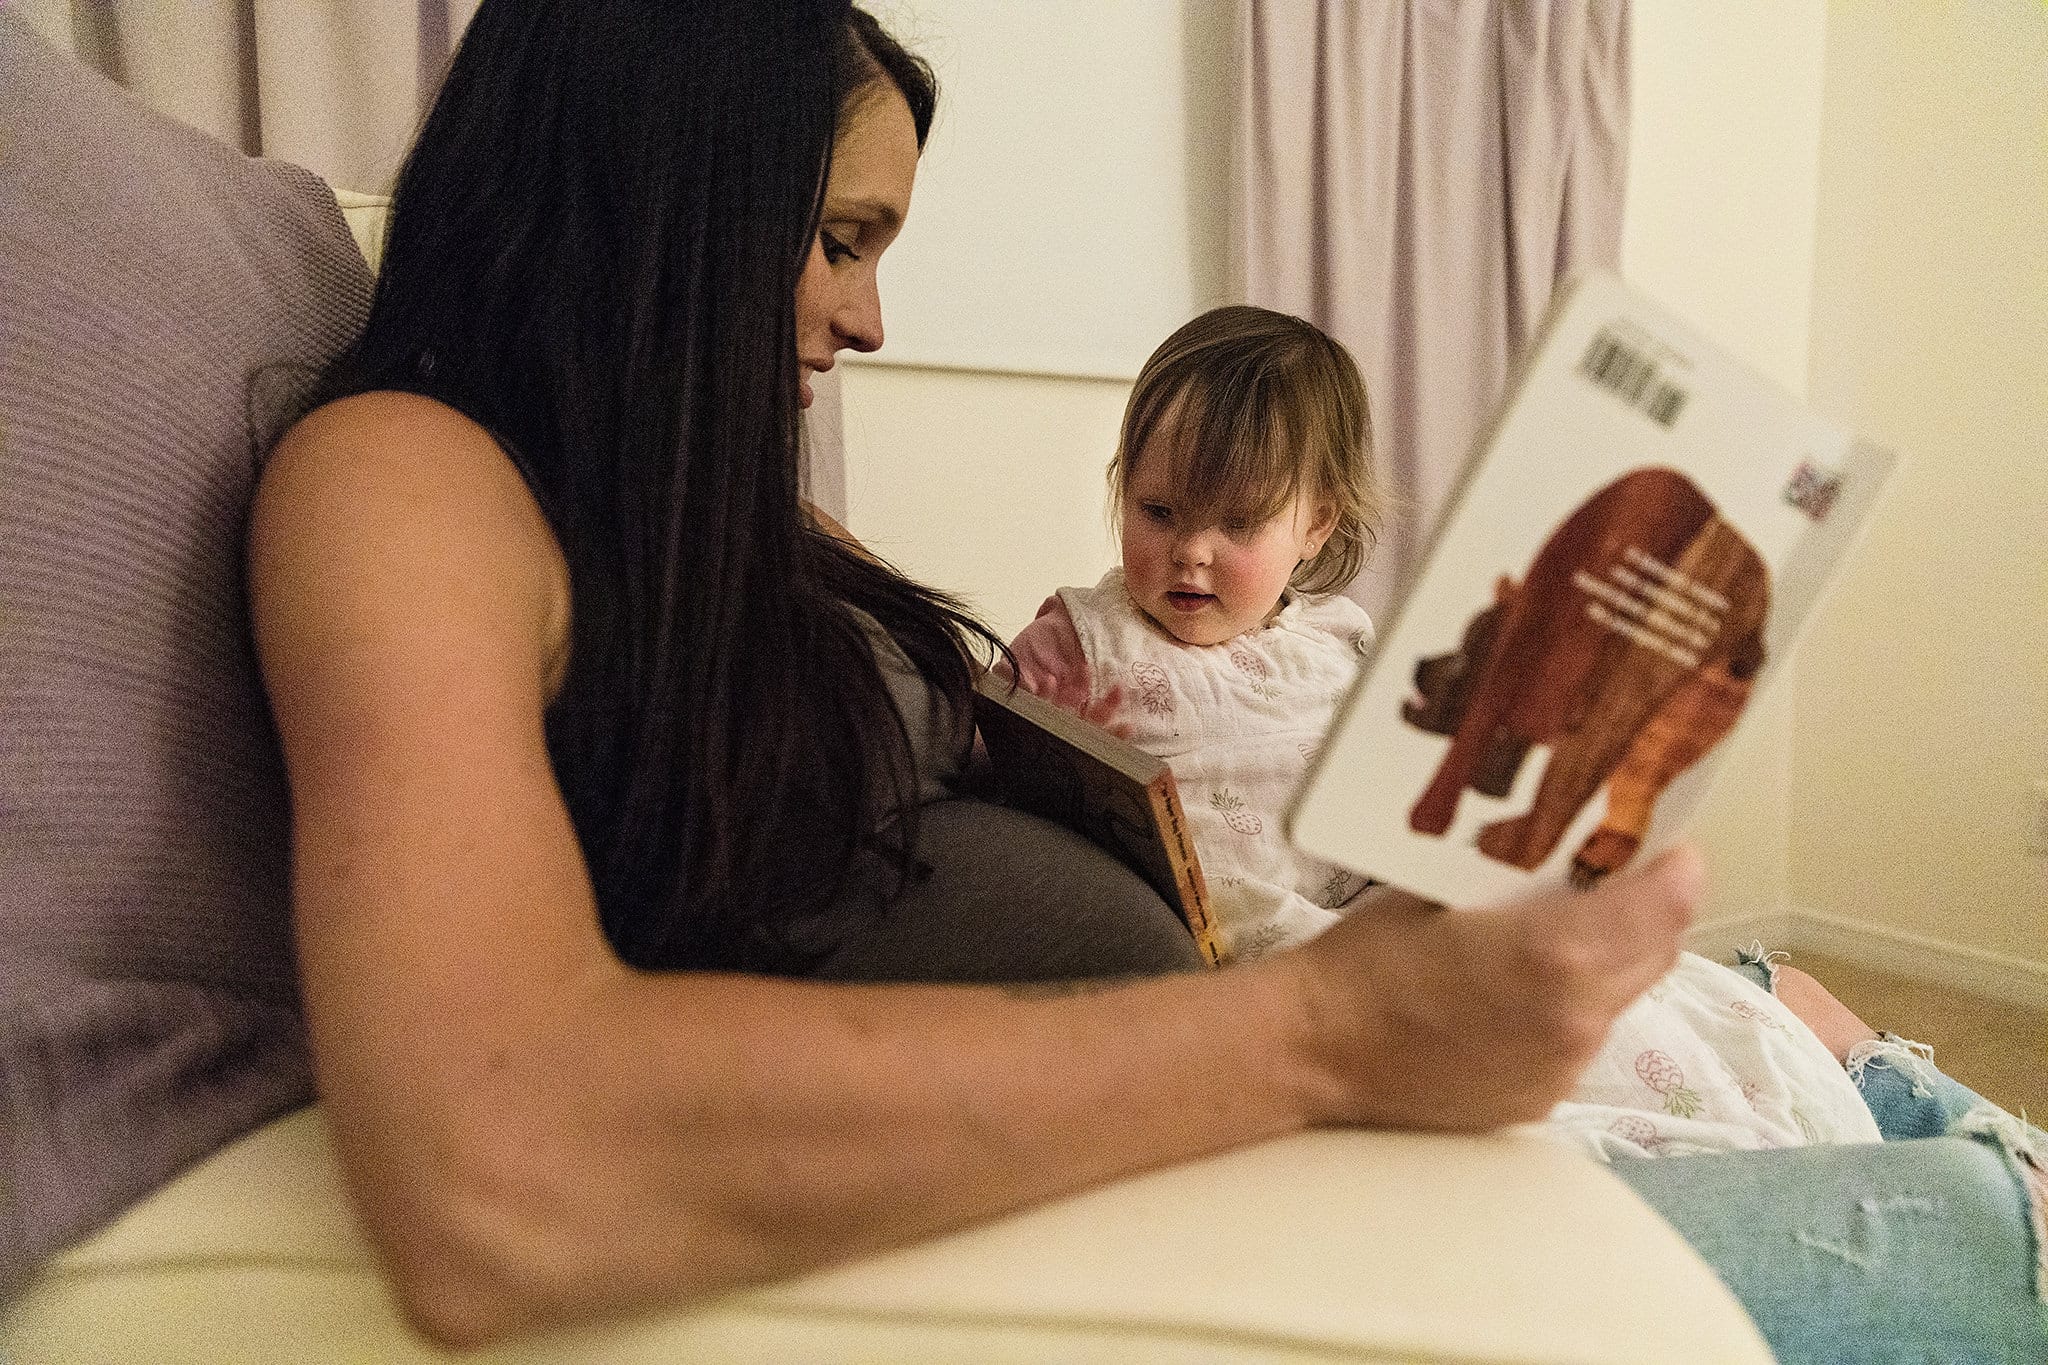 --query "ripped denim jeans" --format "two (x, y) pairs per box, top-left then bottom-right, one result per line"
(1608, 946), (2047, 1365)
